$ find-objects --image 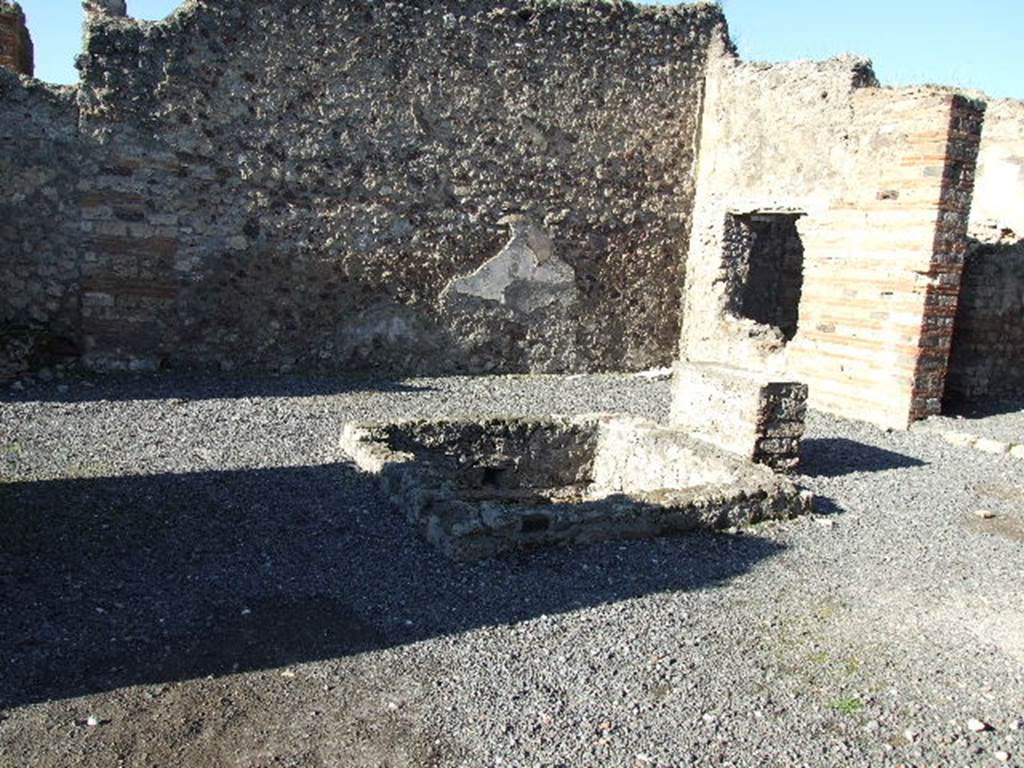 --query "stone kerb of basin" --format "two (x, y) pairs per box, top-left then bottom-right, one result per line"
(342, 414), (811, 560)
